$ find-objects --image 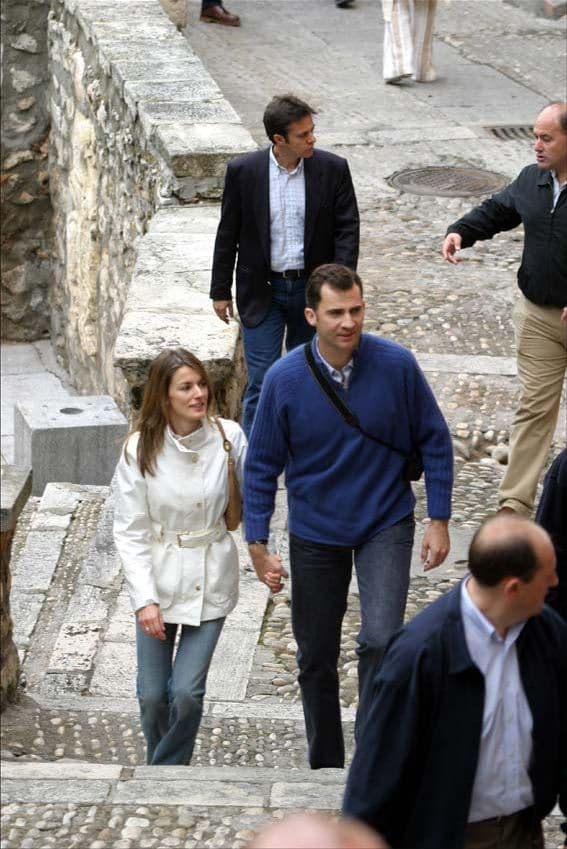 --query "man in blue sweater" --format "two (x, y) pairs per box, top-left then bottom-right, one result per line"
(244, 264), (453, 769)
(343, 514), (566, 849)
